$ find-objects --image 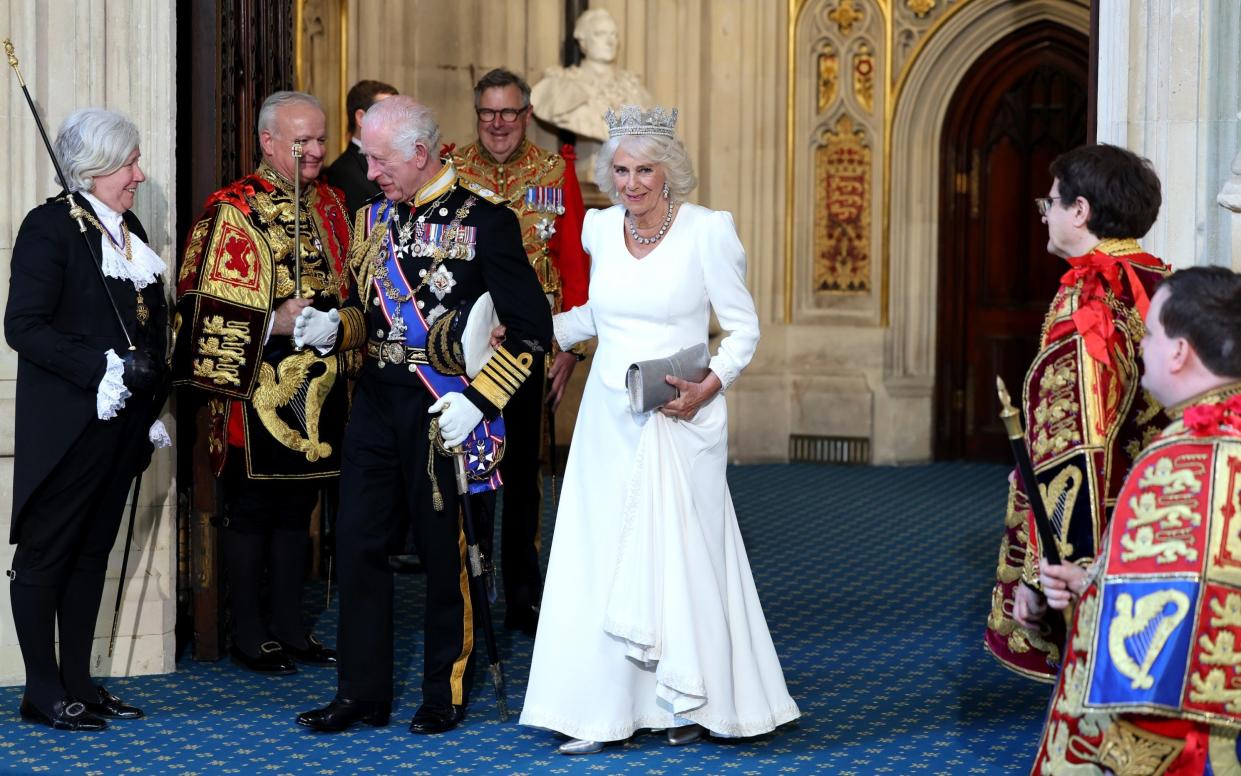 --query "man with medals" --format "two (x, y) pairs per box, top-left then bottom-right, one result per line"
(1028, 266), (1241, 775)
(452, 67), (588, 635)
(174, 91), (351, 674)
(295, 95), (551, 734)
(984, 144), (1170, 682)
